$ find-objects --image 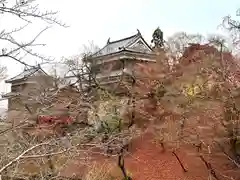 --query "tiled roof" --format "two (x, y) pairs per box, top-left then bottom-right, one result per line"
(92, 30), (152, 57)
(1, 92), (20, 98)
(5, 65), (47, 83)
